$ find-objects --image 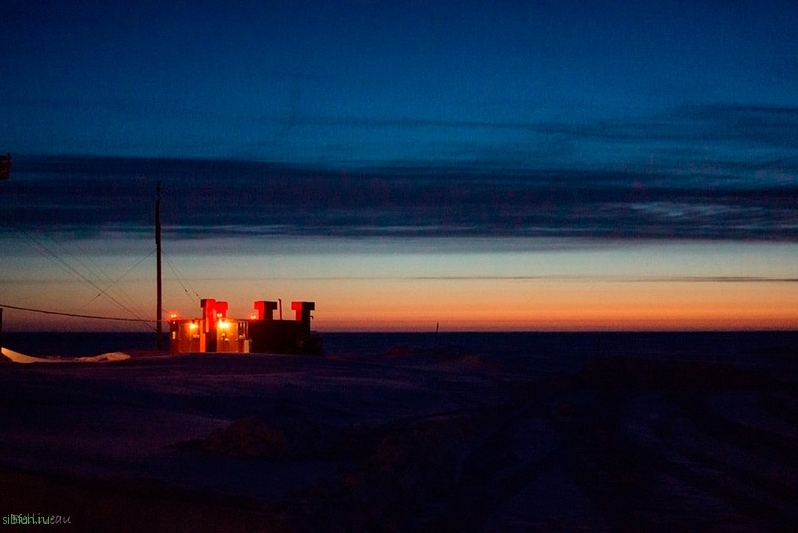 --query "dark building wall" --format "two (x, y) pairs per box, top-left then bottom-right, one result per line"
(248, 320), (309, 354)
